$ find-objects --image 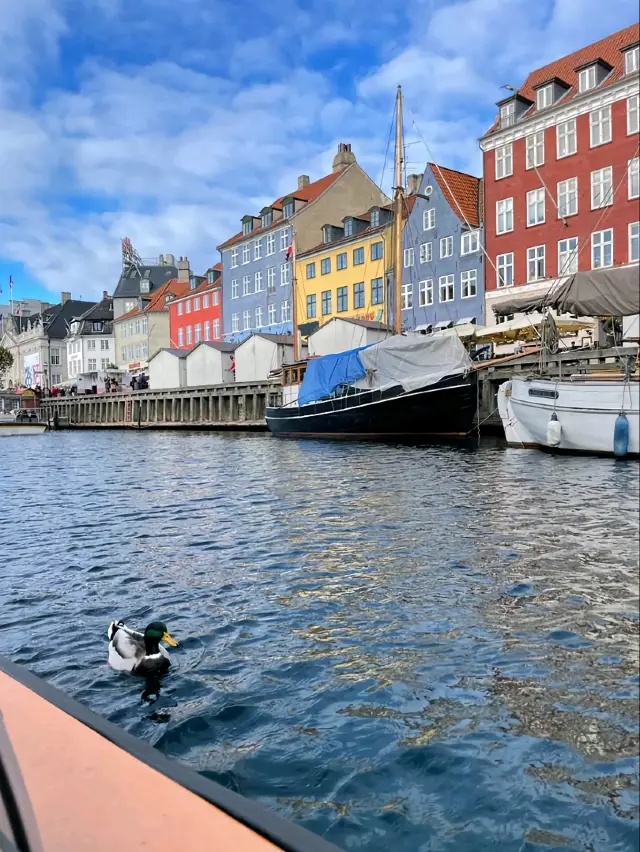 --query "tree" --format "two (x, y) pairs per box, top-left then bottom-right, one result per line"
(0, 347), (14, 388)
